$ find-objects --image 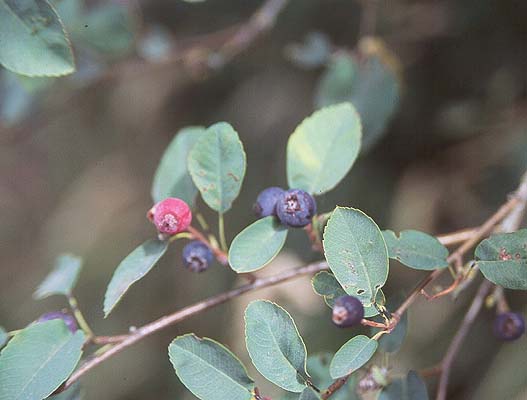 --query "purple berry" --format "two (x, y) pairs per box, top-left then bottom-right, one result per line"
(276, 189), (317, 228)
(182, 241), (214, 272)
(332, 295), (364, 328)
(253, 187), (285, 218)
(37, 311), (78, 333)
(493, 312), (525, 341)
